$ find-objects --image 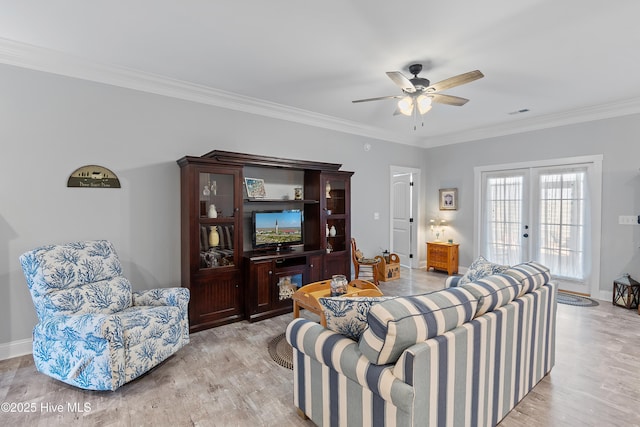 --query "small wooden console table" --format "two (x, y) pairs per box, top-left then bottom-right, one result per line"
(426, 241), (459, 275)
